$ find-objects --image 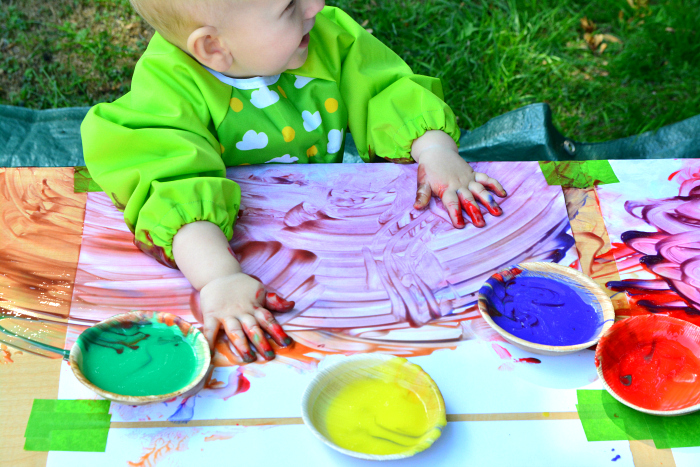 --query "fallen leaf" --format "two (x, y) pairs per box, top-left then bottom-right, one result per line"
(361, 19), (369, 27)
(626, 0), (637, 9)
(365, 28), (373, 34)
(602, 34), (622, 44)
(599, 43), (608, 54)
(581, 16), (596, 33)
(666, 27), (676, 33)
